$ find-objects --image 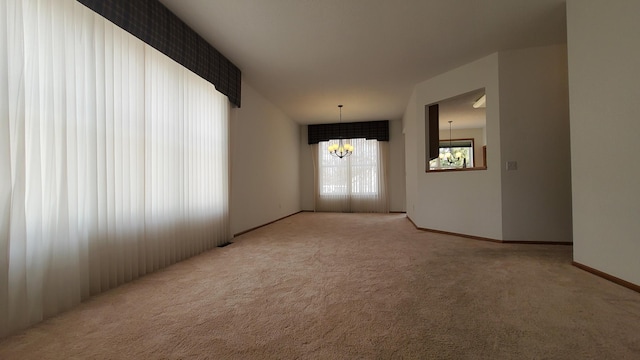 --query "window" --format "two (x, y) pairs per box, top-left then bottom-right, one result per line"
(319, 138), (379, 196)
(314, 138), (388, 213)
(0, 0), (229, 337)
